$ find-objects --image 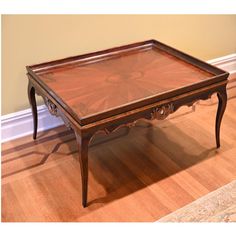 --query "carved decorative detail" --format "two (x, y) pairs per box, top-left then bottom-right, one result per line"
(88, 120), (138, 145)
(43, 97), (72, 130)
(90, 103), (175, 143)
(103, 121), (138, 134)
(44, 97), (58, 116)
(171, 91), (216, 113)
(186, 93), (213, 108)
(151, 103), (174, 120)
